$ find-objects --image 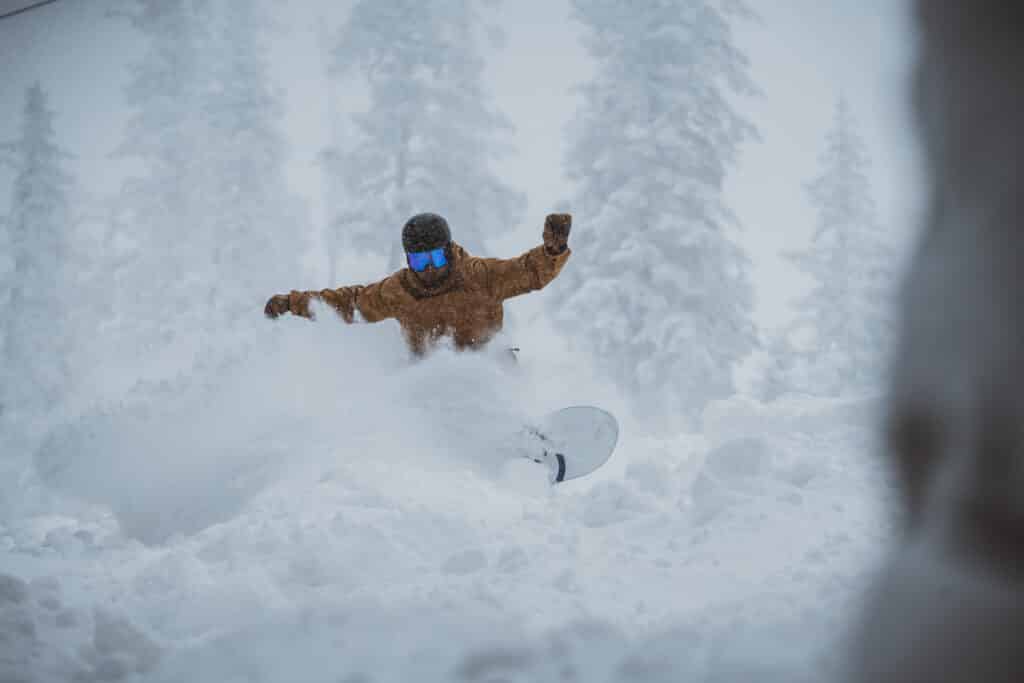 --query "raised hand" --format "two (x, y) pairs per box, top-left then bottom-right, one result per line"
(543, 213), (572, 255)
